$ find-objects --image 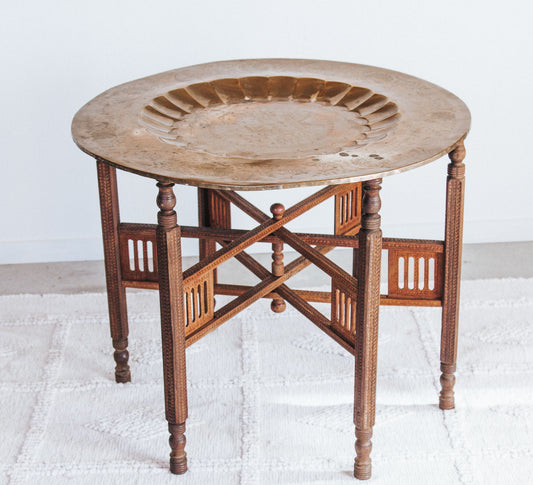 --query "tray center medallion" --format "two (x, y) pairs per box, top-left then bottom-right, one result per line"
(172, 101), (364, 159)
